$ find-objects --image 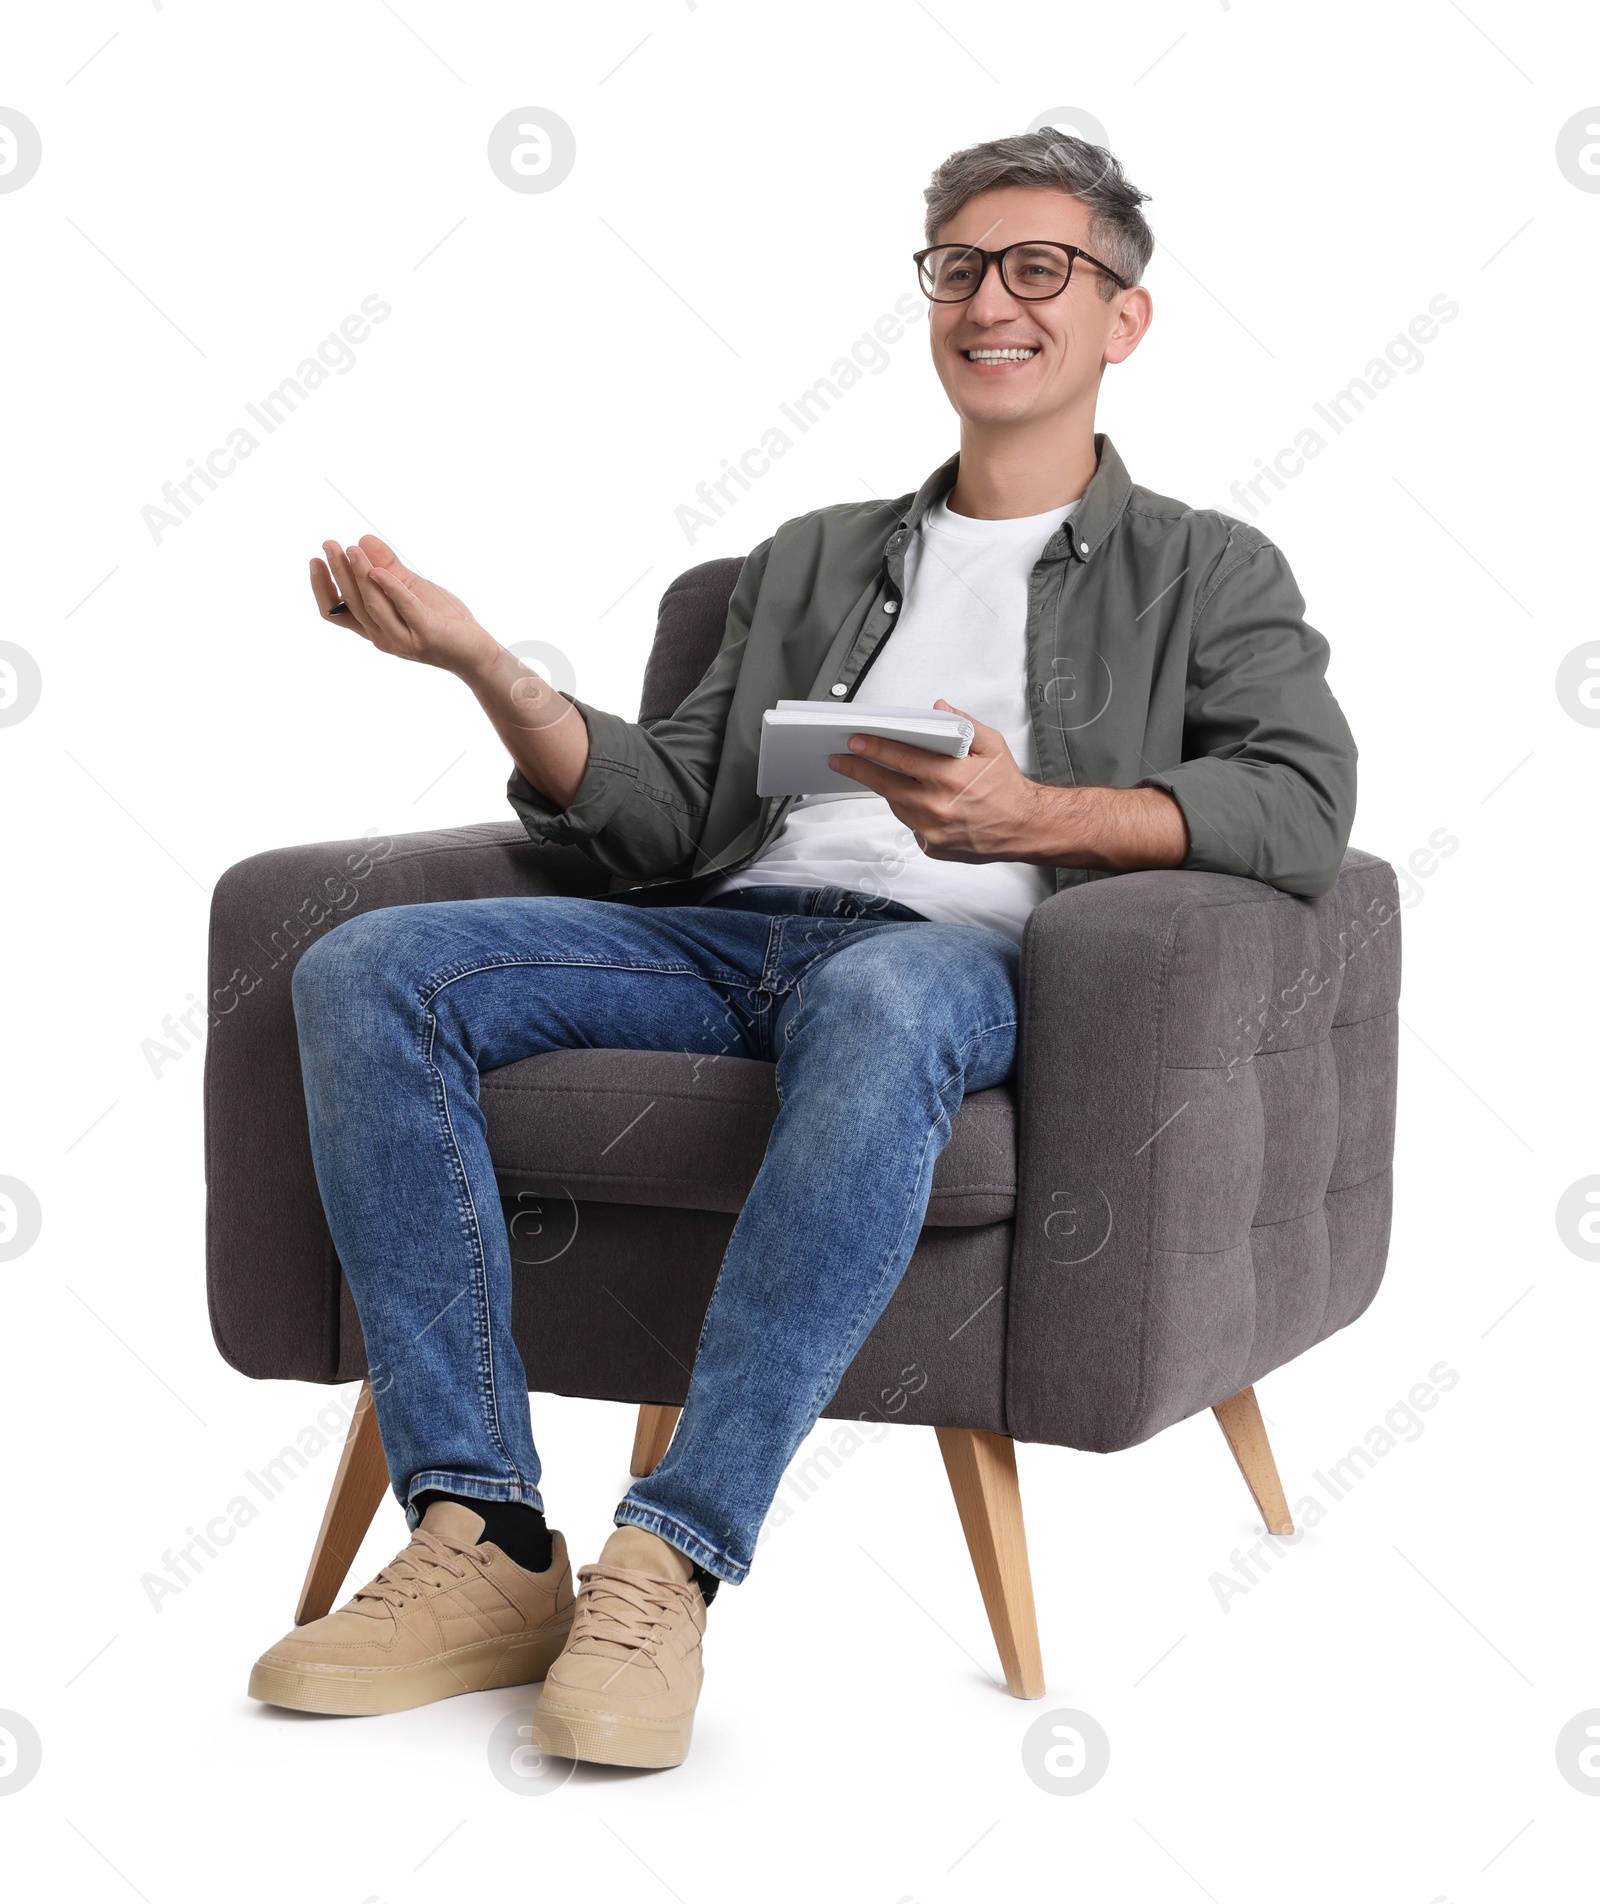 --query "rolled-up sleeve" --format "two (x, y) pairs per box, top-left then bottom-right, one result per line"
(506, 537), (773, 883)
(1137, 534), (1358, 899)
